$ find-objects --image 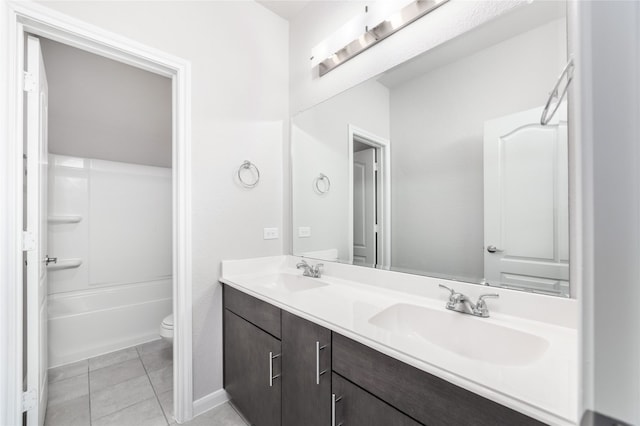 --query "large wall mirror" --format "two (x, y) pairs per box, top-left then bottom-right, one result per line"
(291, 1), (571, 297)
